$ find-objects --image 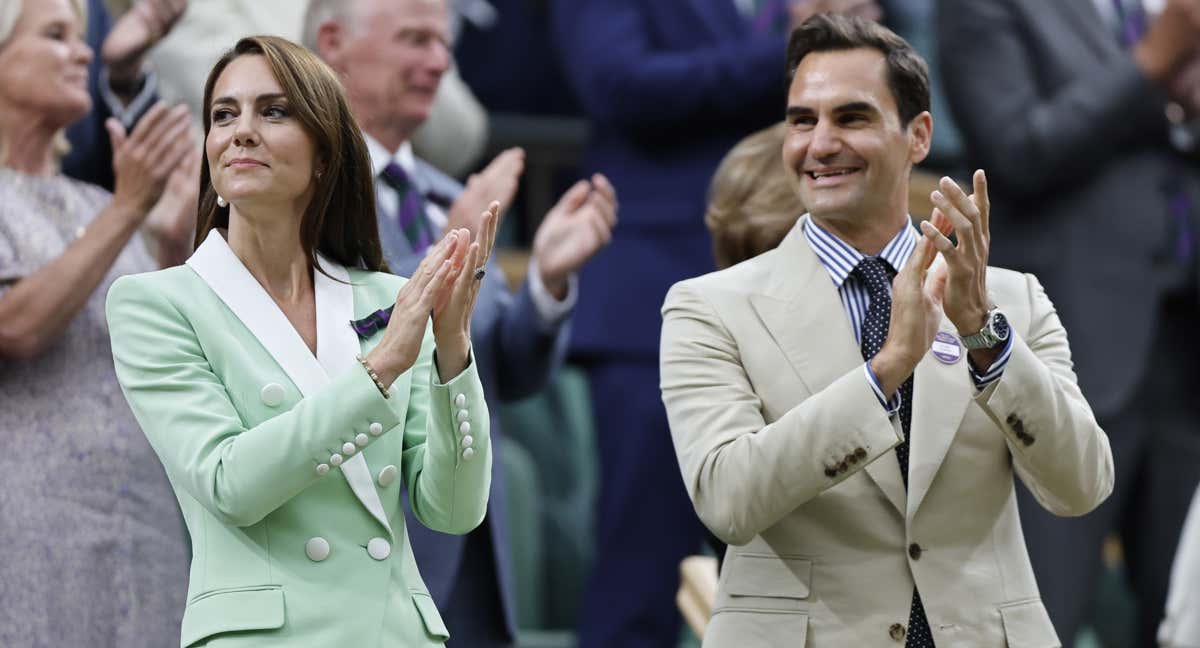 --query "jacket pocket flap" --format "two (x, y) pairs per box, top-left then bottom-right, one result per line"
(181, 585), (285, 647)
(999, 599), (1059, 648)
(725, 554), (812, 599)
(411, 591), (450, 640)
